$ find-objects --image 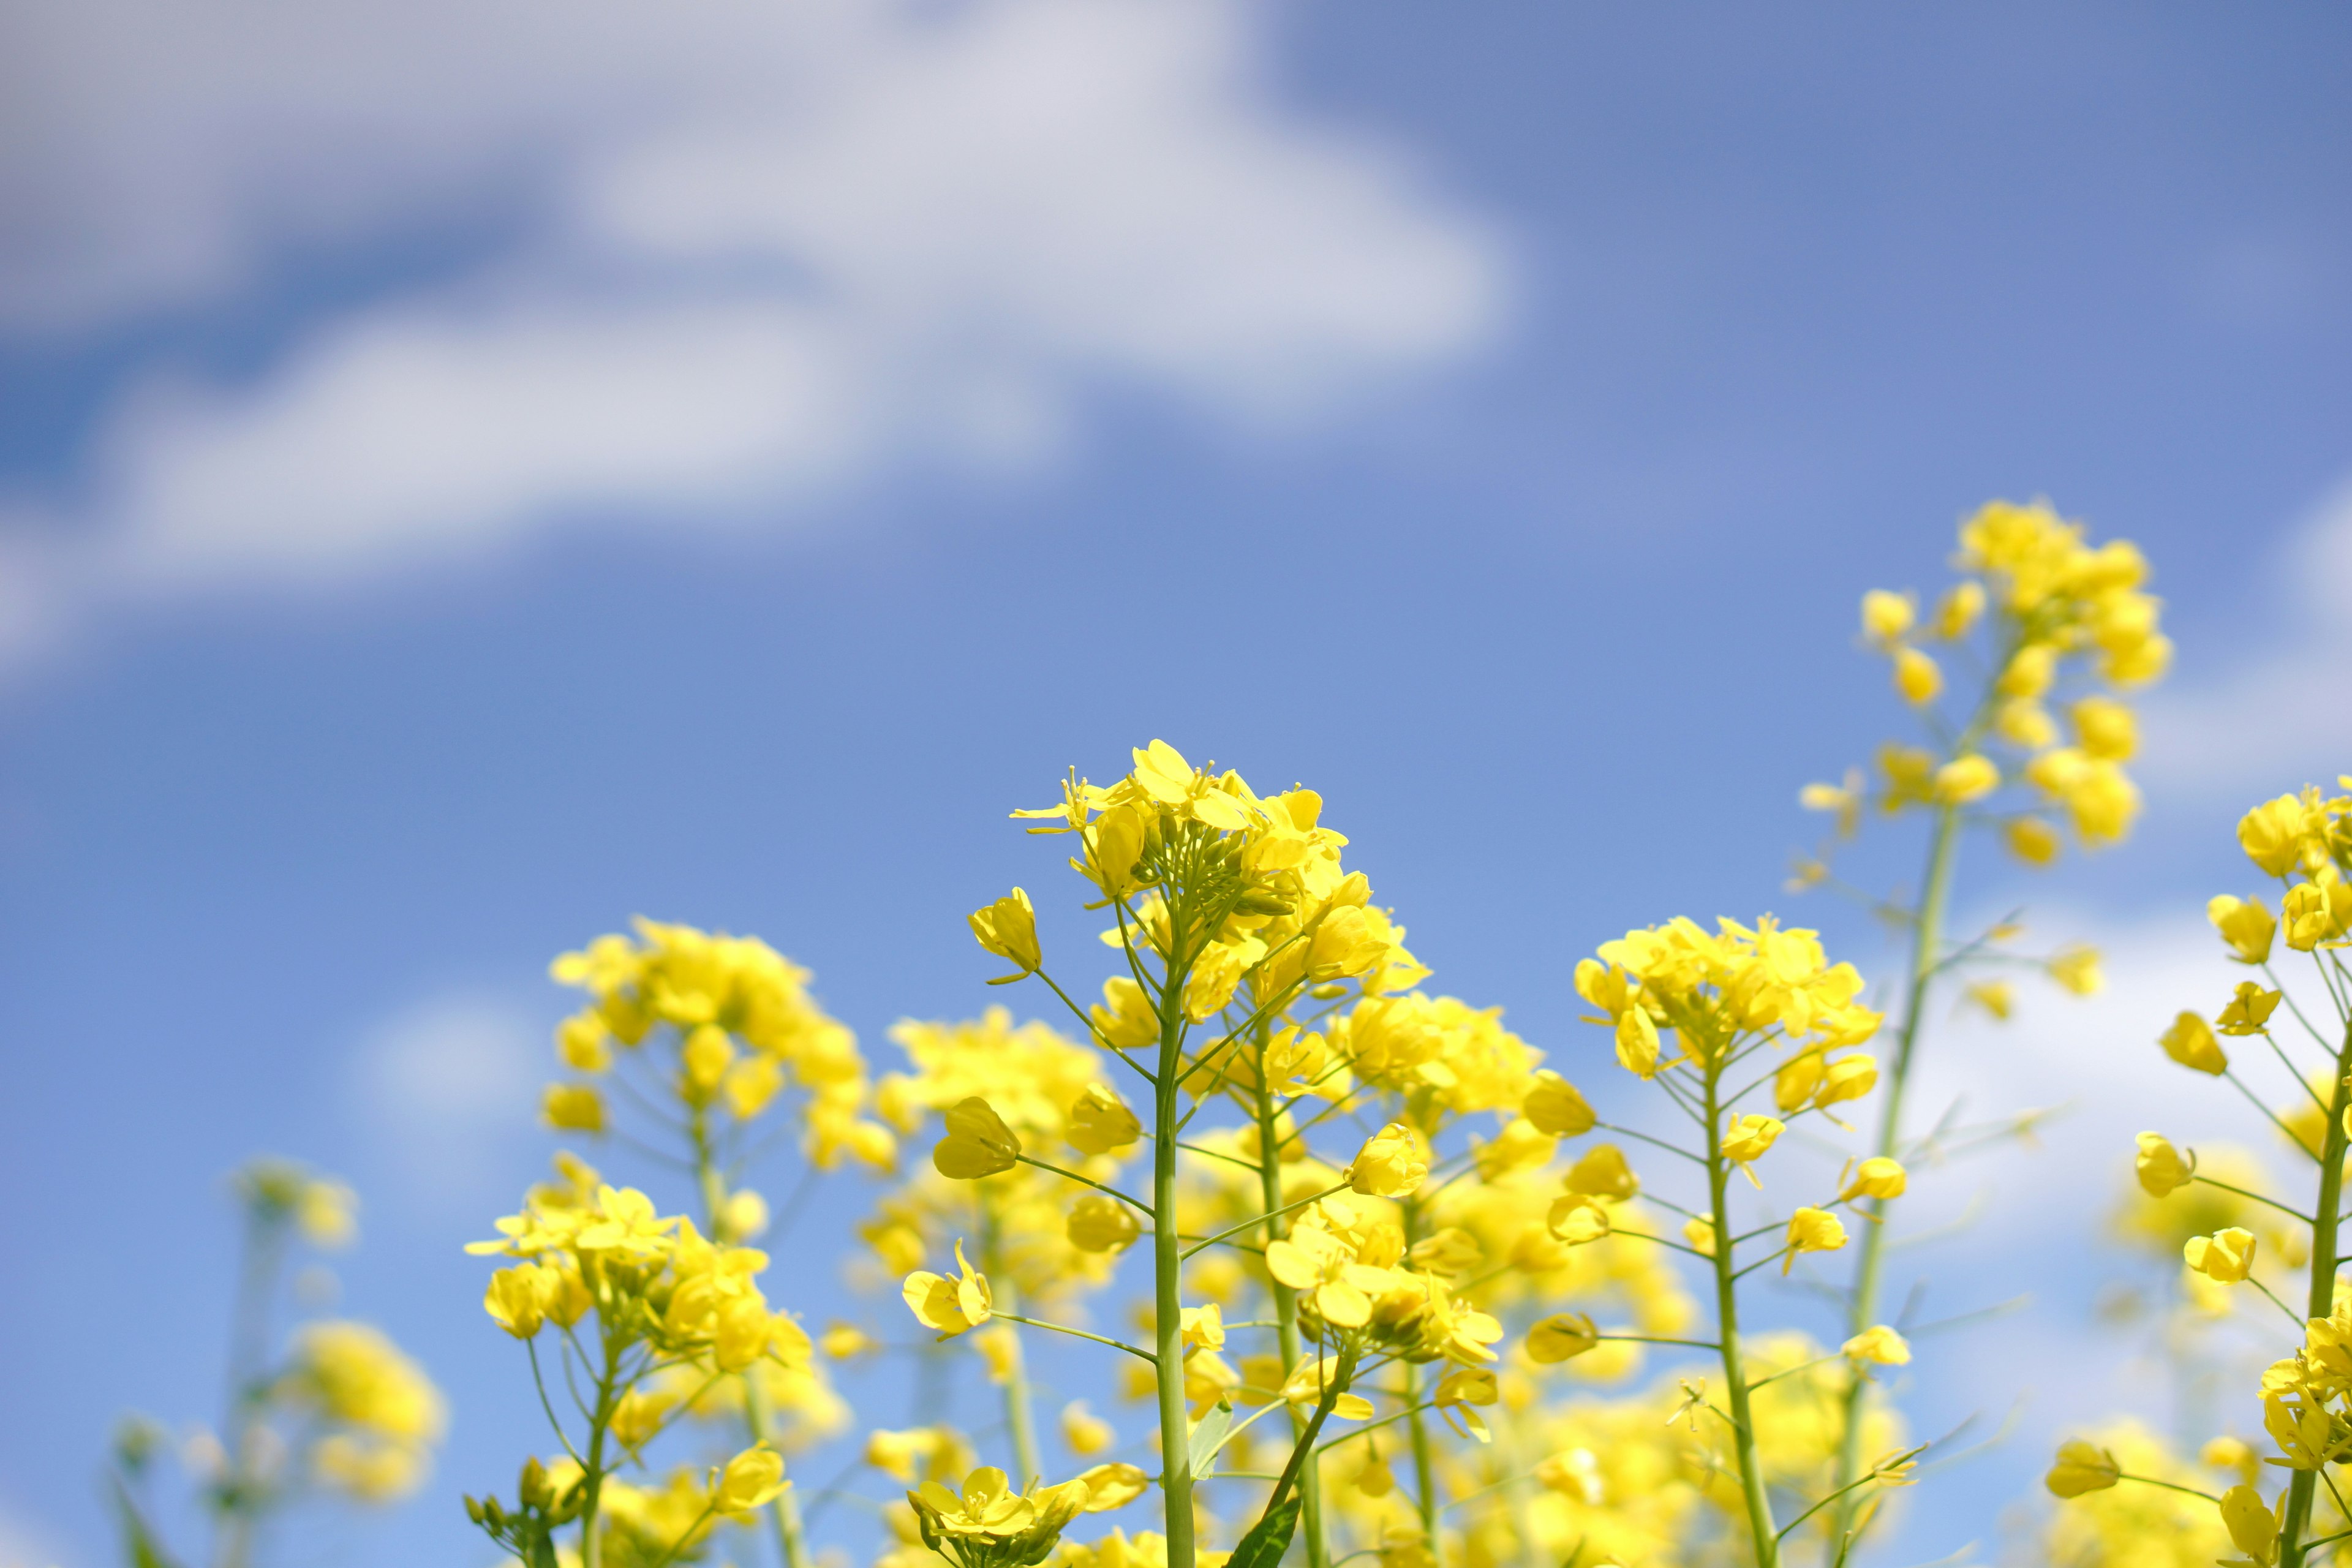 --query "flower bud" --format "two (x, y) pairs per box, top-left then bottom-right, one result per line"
(2135, 1132), (2192, 1197)
(2045, 1439), (2120, 1497)
(2159, 1011), (2228, 1076)
(1525, 1313), (1600, 1365)
(932, 1098), (1022, 1180)
(969, 889), (1042, 984)
(2185, 1226), (2256, 1284)
(1521, 1071), (1596, 1137)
